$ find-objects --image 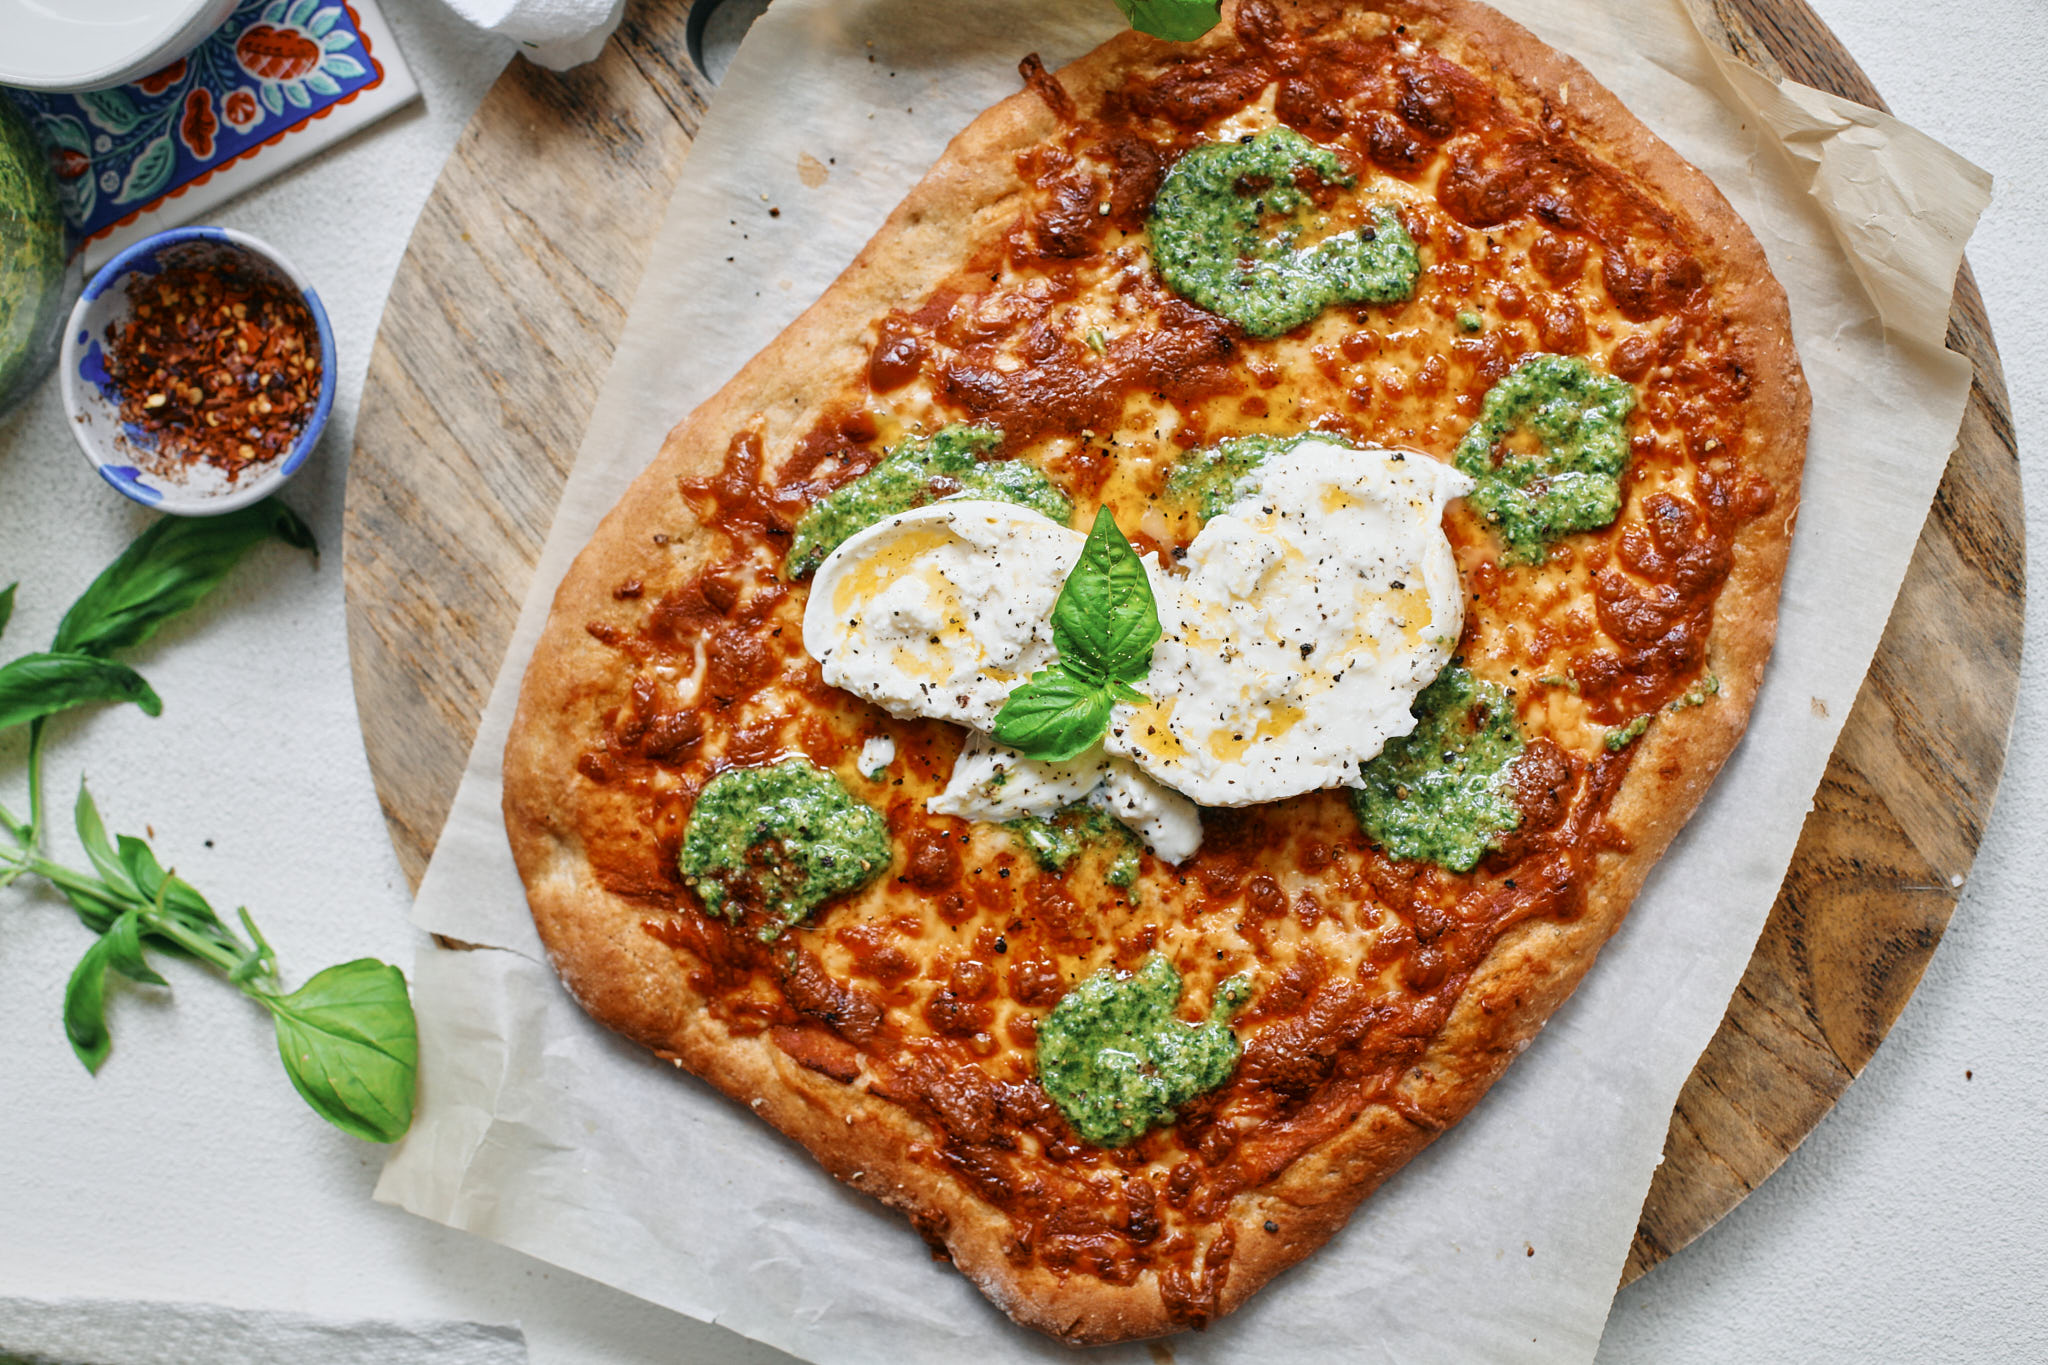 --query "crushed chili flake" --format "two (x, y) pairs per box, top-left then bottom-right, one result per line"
(103, 252), (321, 482)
